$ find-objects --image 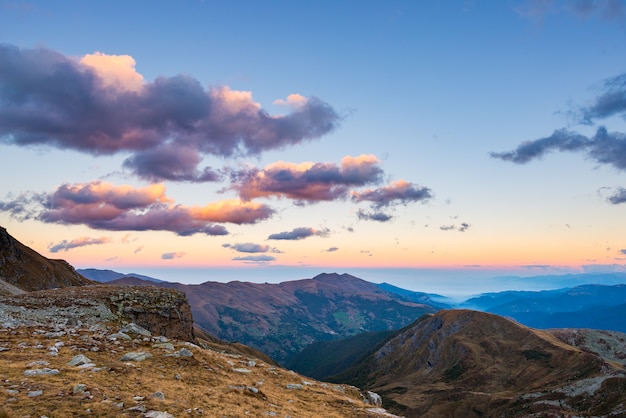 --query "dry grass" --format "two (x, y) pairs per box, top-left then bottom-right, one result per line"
(0, 325), (388, 417)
